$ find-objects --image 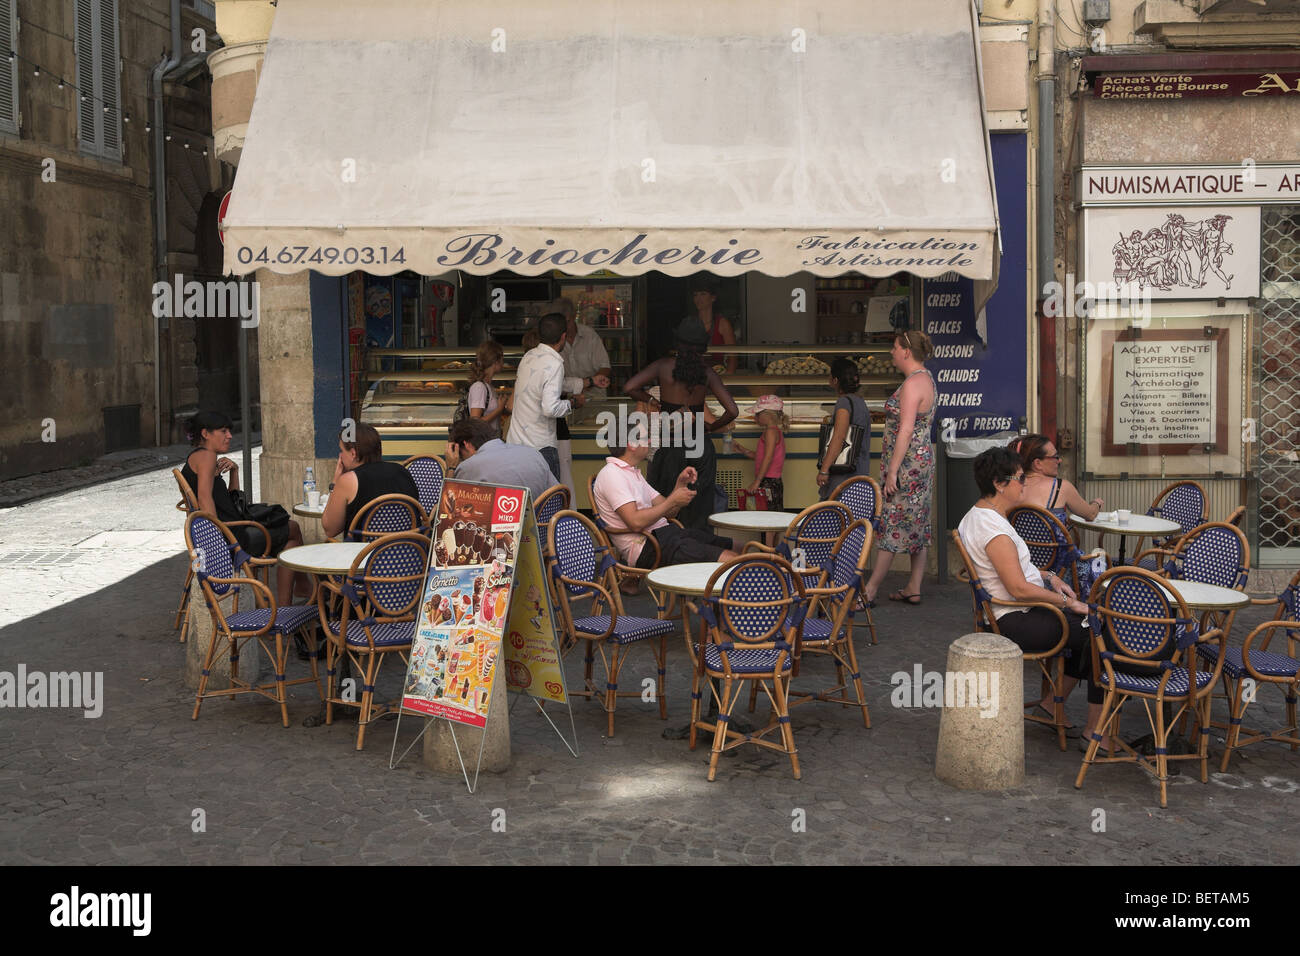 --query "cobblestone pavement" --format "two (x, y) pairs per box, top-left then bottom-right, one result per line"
(2, 461), (1298, 865)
